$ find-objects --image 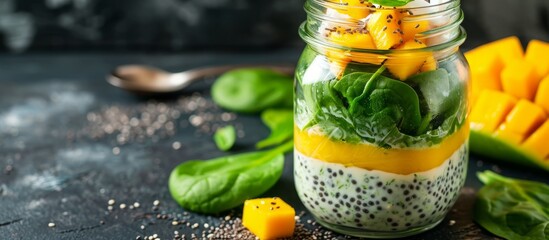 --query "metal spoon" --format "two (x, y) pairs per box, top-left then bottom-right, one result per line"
(107, 64), (295, 93)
